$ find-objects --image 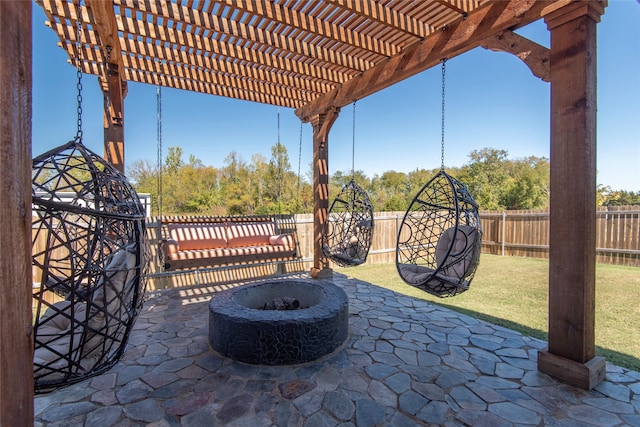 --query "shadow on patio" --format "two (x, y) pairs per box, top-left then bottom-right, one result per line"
(34, 273), (640, 426)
